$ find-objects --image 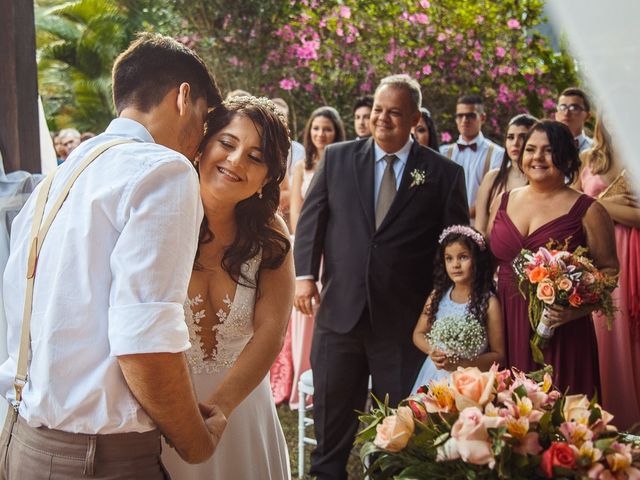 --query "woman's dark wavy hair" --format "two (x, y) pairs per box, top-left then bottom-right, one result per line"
(485, 114), (538, 215)
(303, 106), (346, 170)
(517, 120), (581, 185)
(424, 228), (496, 328)
(195, 96), (291, 287)
(419, 107), (440, 151)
